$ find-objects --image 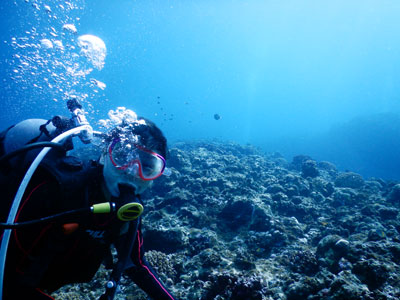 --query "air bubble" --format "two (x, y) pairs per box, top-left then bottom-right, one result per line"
(40, 39), (53, 49)
(62, 24), (77, 34)
(90, 78), (106, 90)
(77, 34), (106, 70)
